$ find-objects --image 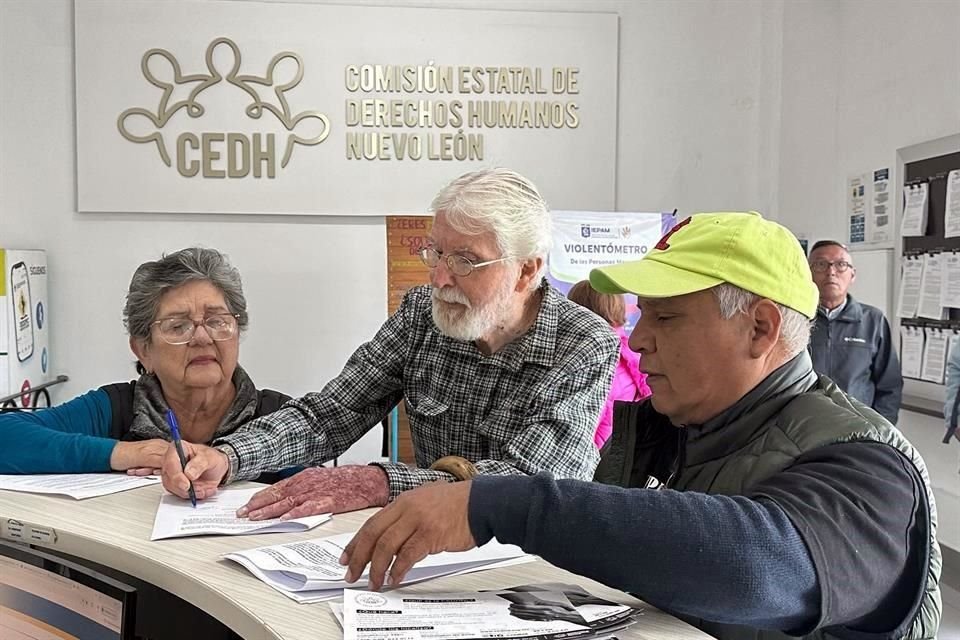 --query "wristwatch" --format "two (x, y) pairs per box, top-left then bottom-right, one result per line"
(214, 443), (240, 485)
